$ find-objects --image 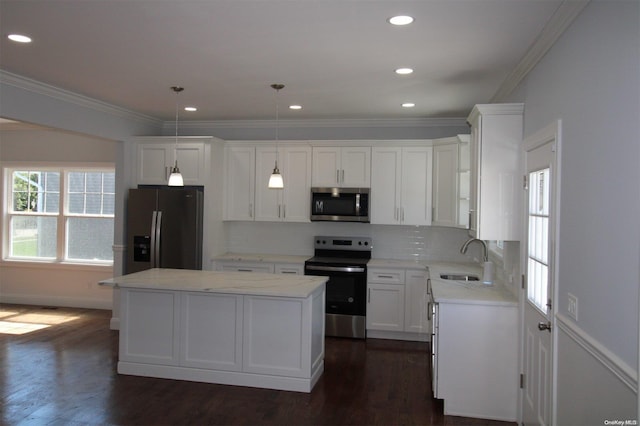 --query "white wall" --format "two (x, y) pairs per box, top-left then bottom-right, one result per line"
(0, 127), (120, 309)
(507, 1), (639, 421)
